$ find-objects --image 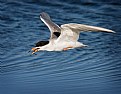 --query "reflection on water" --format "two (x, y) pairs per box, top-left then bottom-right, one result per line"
(0, 0), (121, 94)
